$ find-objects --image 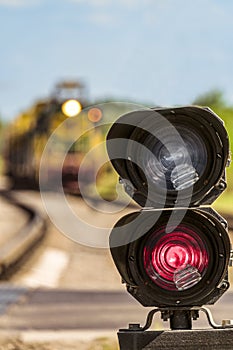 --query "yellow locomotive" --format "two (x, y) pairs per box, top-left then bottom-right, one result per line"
(4, 81), (107, 194)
